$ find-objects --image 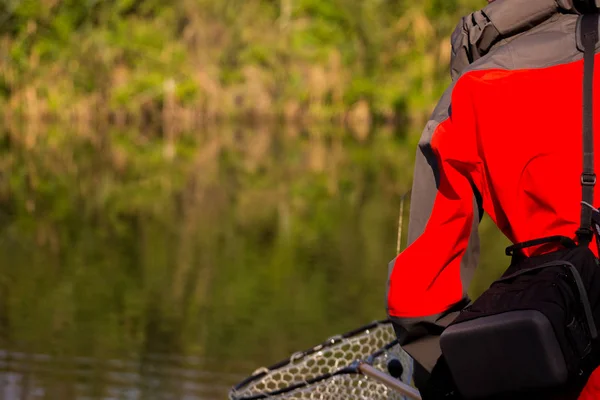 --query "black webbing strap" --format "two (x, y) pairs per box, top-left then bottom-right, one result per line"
(505, 235), (577, 257)
(577, 14), (599, 246)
